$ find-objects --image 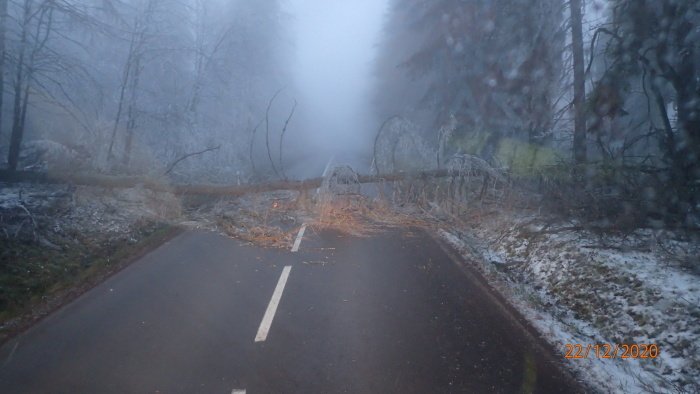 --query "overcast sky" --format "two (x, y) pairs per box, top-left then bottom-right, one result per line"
(286, 0), (389, 162)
